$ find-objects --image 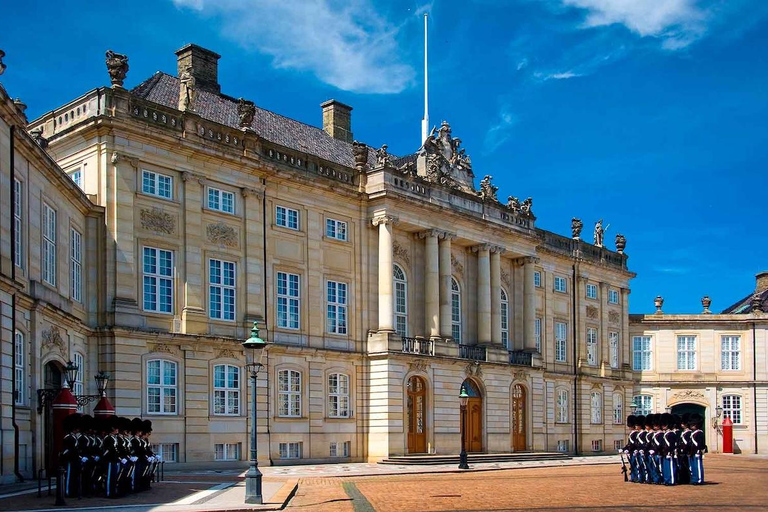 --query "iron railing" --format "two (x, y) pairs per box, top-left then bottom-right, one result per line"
(509, 351), (533, 366)
(458, 344), (486, 361)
